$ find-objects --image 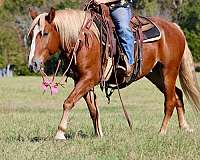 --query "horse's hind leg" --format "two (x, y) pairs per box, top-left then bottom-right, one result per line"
(160, 67), (191, 134)
(146, 66), (176, 134)
(84, 89), (103, 137)
(159, 70), (178, 134)
(175, 87), (193, 132)
(146, 65), (191, 134)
